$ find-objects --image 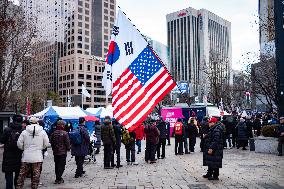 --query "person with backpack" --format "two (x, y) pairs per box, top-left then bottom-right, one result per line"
(50, 120), (70, 184)
(174, 118), (184, 155)
(124, 129), (138, 165)
(70, 117), (90, 178)
(144, 119), (160, 164)
(0, 115), (23, 189)
(101, 116), (116, 169)
(16, 117), (49, 189)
